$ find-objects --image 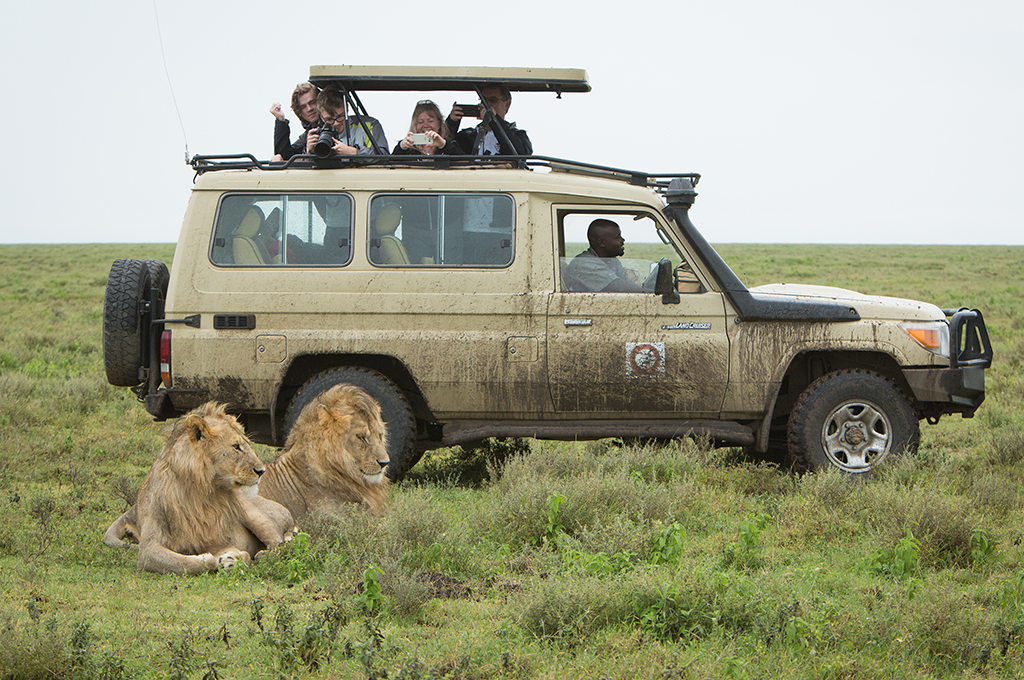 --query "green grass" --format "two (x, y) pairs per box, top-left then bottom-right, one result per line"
(2, 243), (1024, 679)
